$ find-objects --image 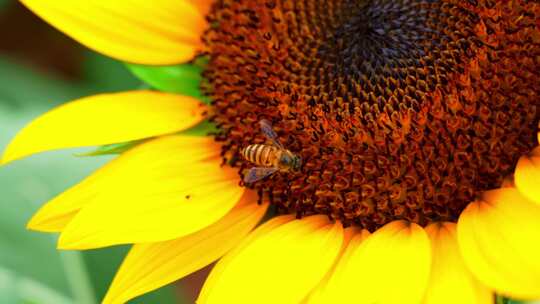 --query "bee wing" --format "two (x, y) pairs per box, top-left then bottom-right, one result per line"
(244, 167), (279, 184)
(260, 119), (284, 149)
